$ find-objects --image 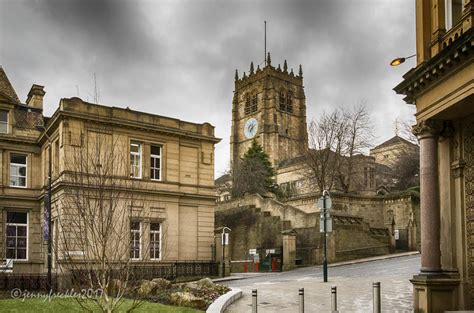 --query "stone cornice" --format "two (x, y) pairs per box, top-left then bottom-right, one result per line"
(394, 28), (473, 104)
(38, 98), (221, 145)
